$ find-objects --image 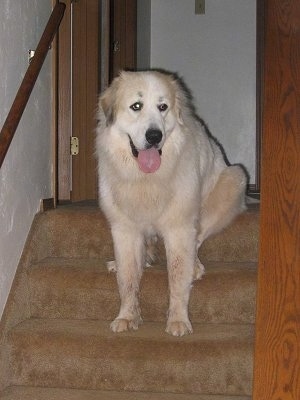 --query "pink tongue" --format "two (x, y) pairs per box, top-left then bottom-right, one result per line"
(137, 148), (161, 173)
